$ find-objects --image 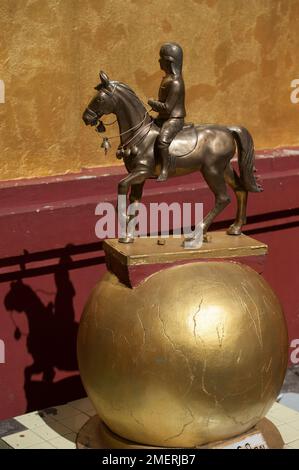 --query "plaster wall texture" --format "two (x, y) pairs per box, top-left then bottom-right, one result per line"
(0, 0), (298, 180)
